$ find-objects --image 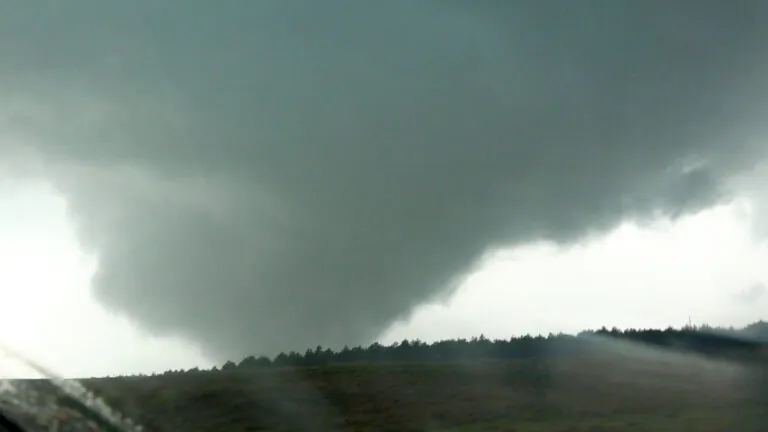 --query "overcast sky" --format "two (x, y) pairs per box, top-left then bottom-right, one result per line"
(1, 181), (767, 379)
(1, 1), (768, 378)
